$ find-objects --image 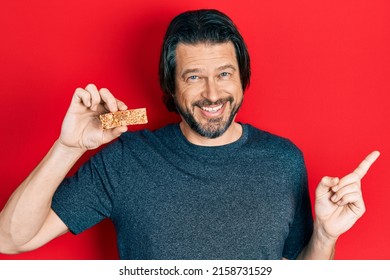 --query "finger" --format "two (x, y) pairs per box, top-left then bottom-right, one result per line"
(102, 125), (128, 143)
(117, 99), (128, 111)
(95, 101), (127, 115)
(85, 84), (101, 111)
(316, 176), (339, 197)
(332, 172), (360, 192)
(331, 182), (360, 203)
(99, 88), (118, 113)
(96, 102), (111, 115)
(353, 151), (380, 180)
(335, 193), (365, 216)
(73, 88), (91, 107)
